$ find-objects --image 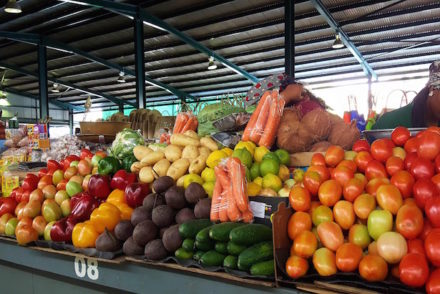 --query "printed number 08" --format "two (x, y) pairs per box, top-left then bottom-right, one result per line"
(74, 257), (99, 280)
